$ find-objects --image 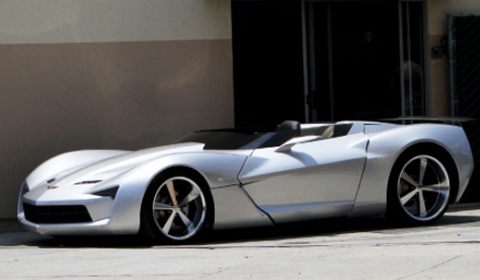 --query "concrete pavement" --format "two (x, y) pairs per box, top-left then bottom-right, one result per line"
(1, 206), (480, 279)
